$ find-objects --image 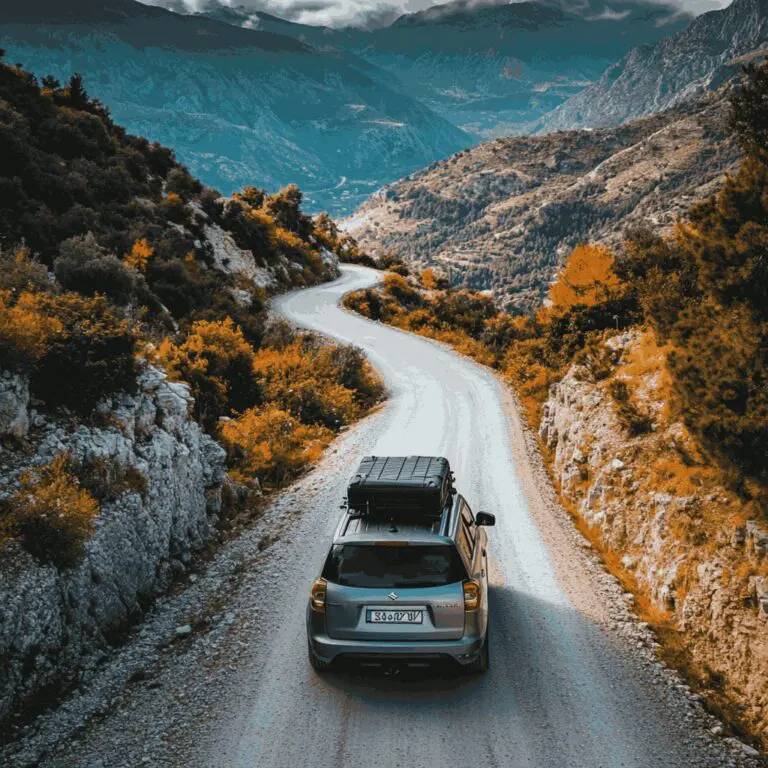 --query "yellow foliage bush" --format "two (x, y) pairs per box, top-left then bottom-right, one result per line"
(421, 268), (439, 290)
(157, 317), (259, 429)
(252, 340), (364, 427)
(549, 244), (620, 312)
(1, 454), (100, 567)
(1, 291), (139, 412)
(0, 289), (63, 369)
(220, 405), (331, 486)
(124, 238), (153, 272)
(383, 272), (421, 305)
